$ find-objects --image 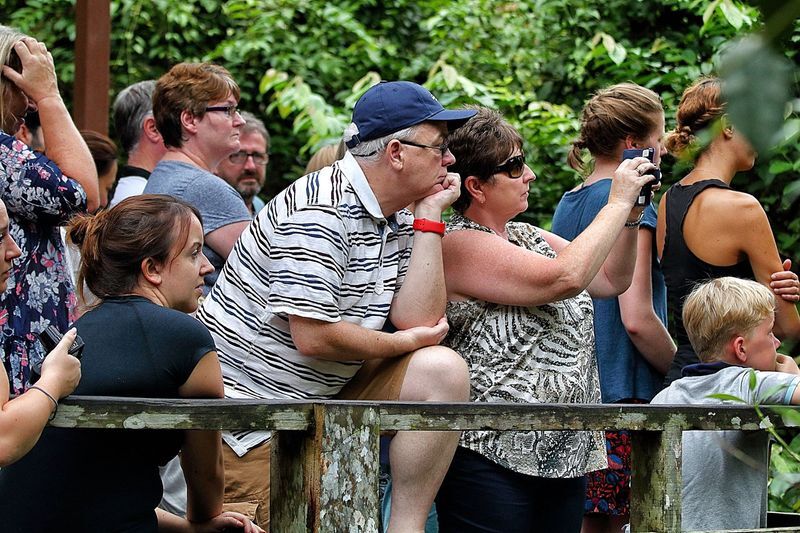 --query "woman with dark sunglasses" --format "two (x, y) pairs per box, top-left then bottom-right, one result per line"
(435, 106), (654, 533)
